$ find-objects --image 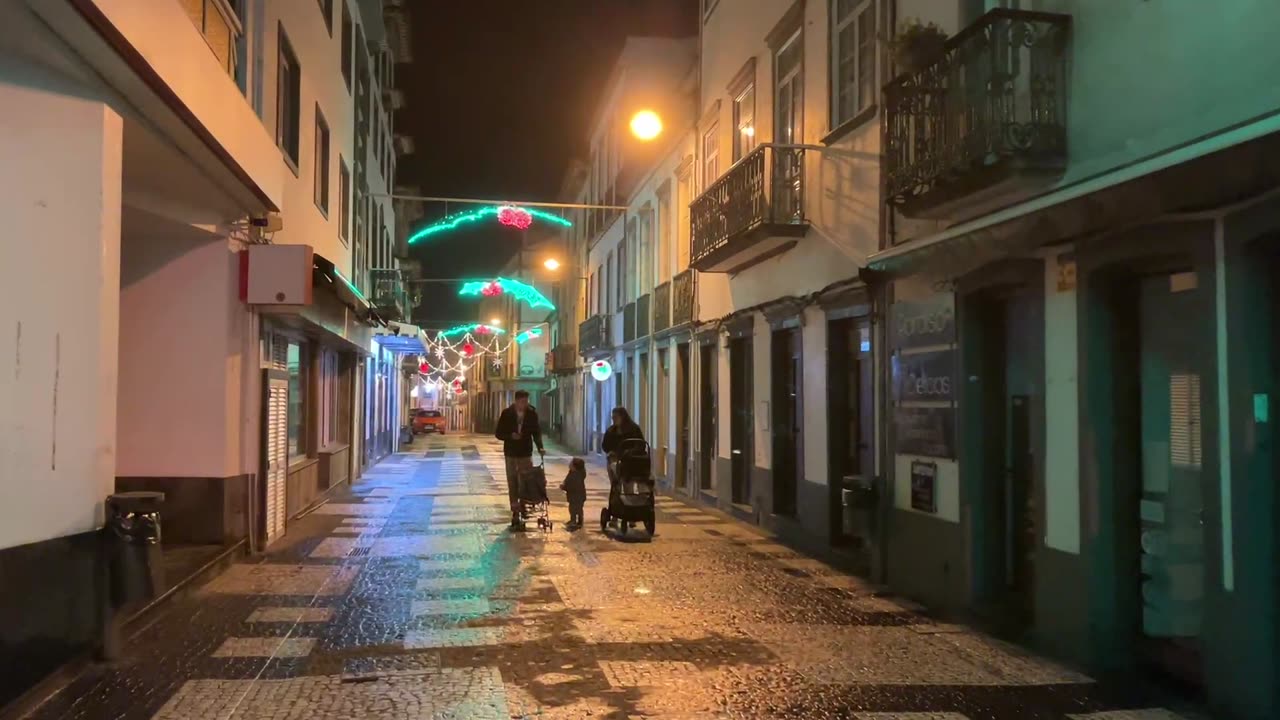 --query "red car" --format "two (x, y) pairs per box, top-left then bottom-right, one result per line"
(411, 409), (447, 434)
